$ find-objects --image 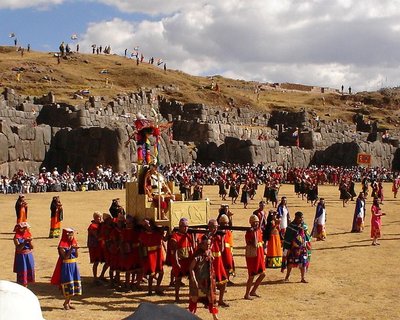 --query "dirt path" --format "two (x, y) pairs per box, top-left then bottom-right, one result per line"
(1, 183), (399, 319)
